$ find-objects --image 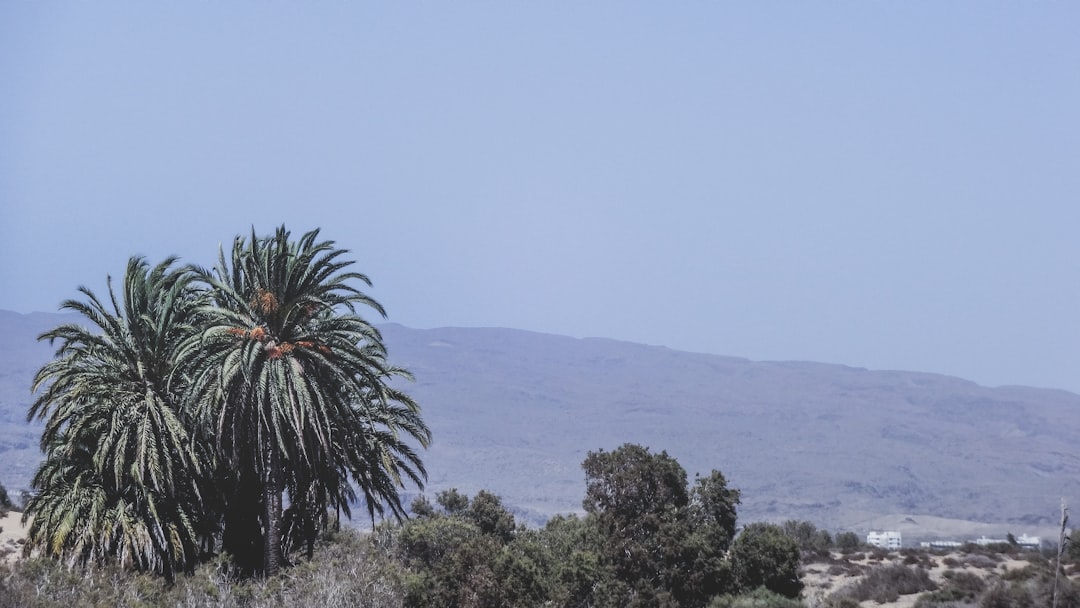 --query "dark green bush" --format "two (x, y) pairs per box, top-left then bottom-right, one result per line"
(731, 523), (803, 599)
(834, 531), (861, 553)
